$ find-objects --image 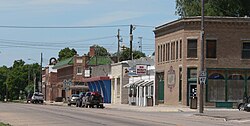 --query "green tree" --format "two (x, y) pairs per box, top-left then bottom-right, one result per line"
(119, 47), (146, 61)
(89, 45), (110, 56)
(176, 0), (250, 17)
(0, 66), (9, 101)
(58, 47), (77, 61)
